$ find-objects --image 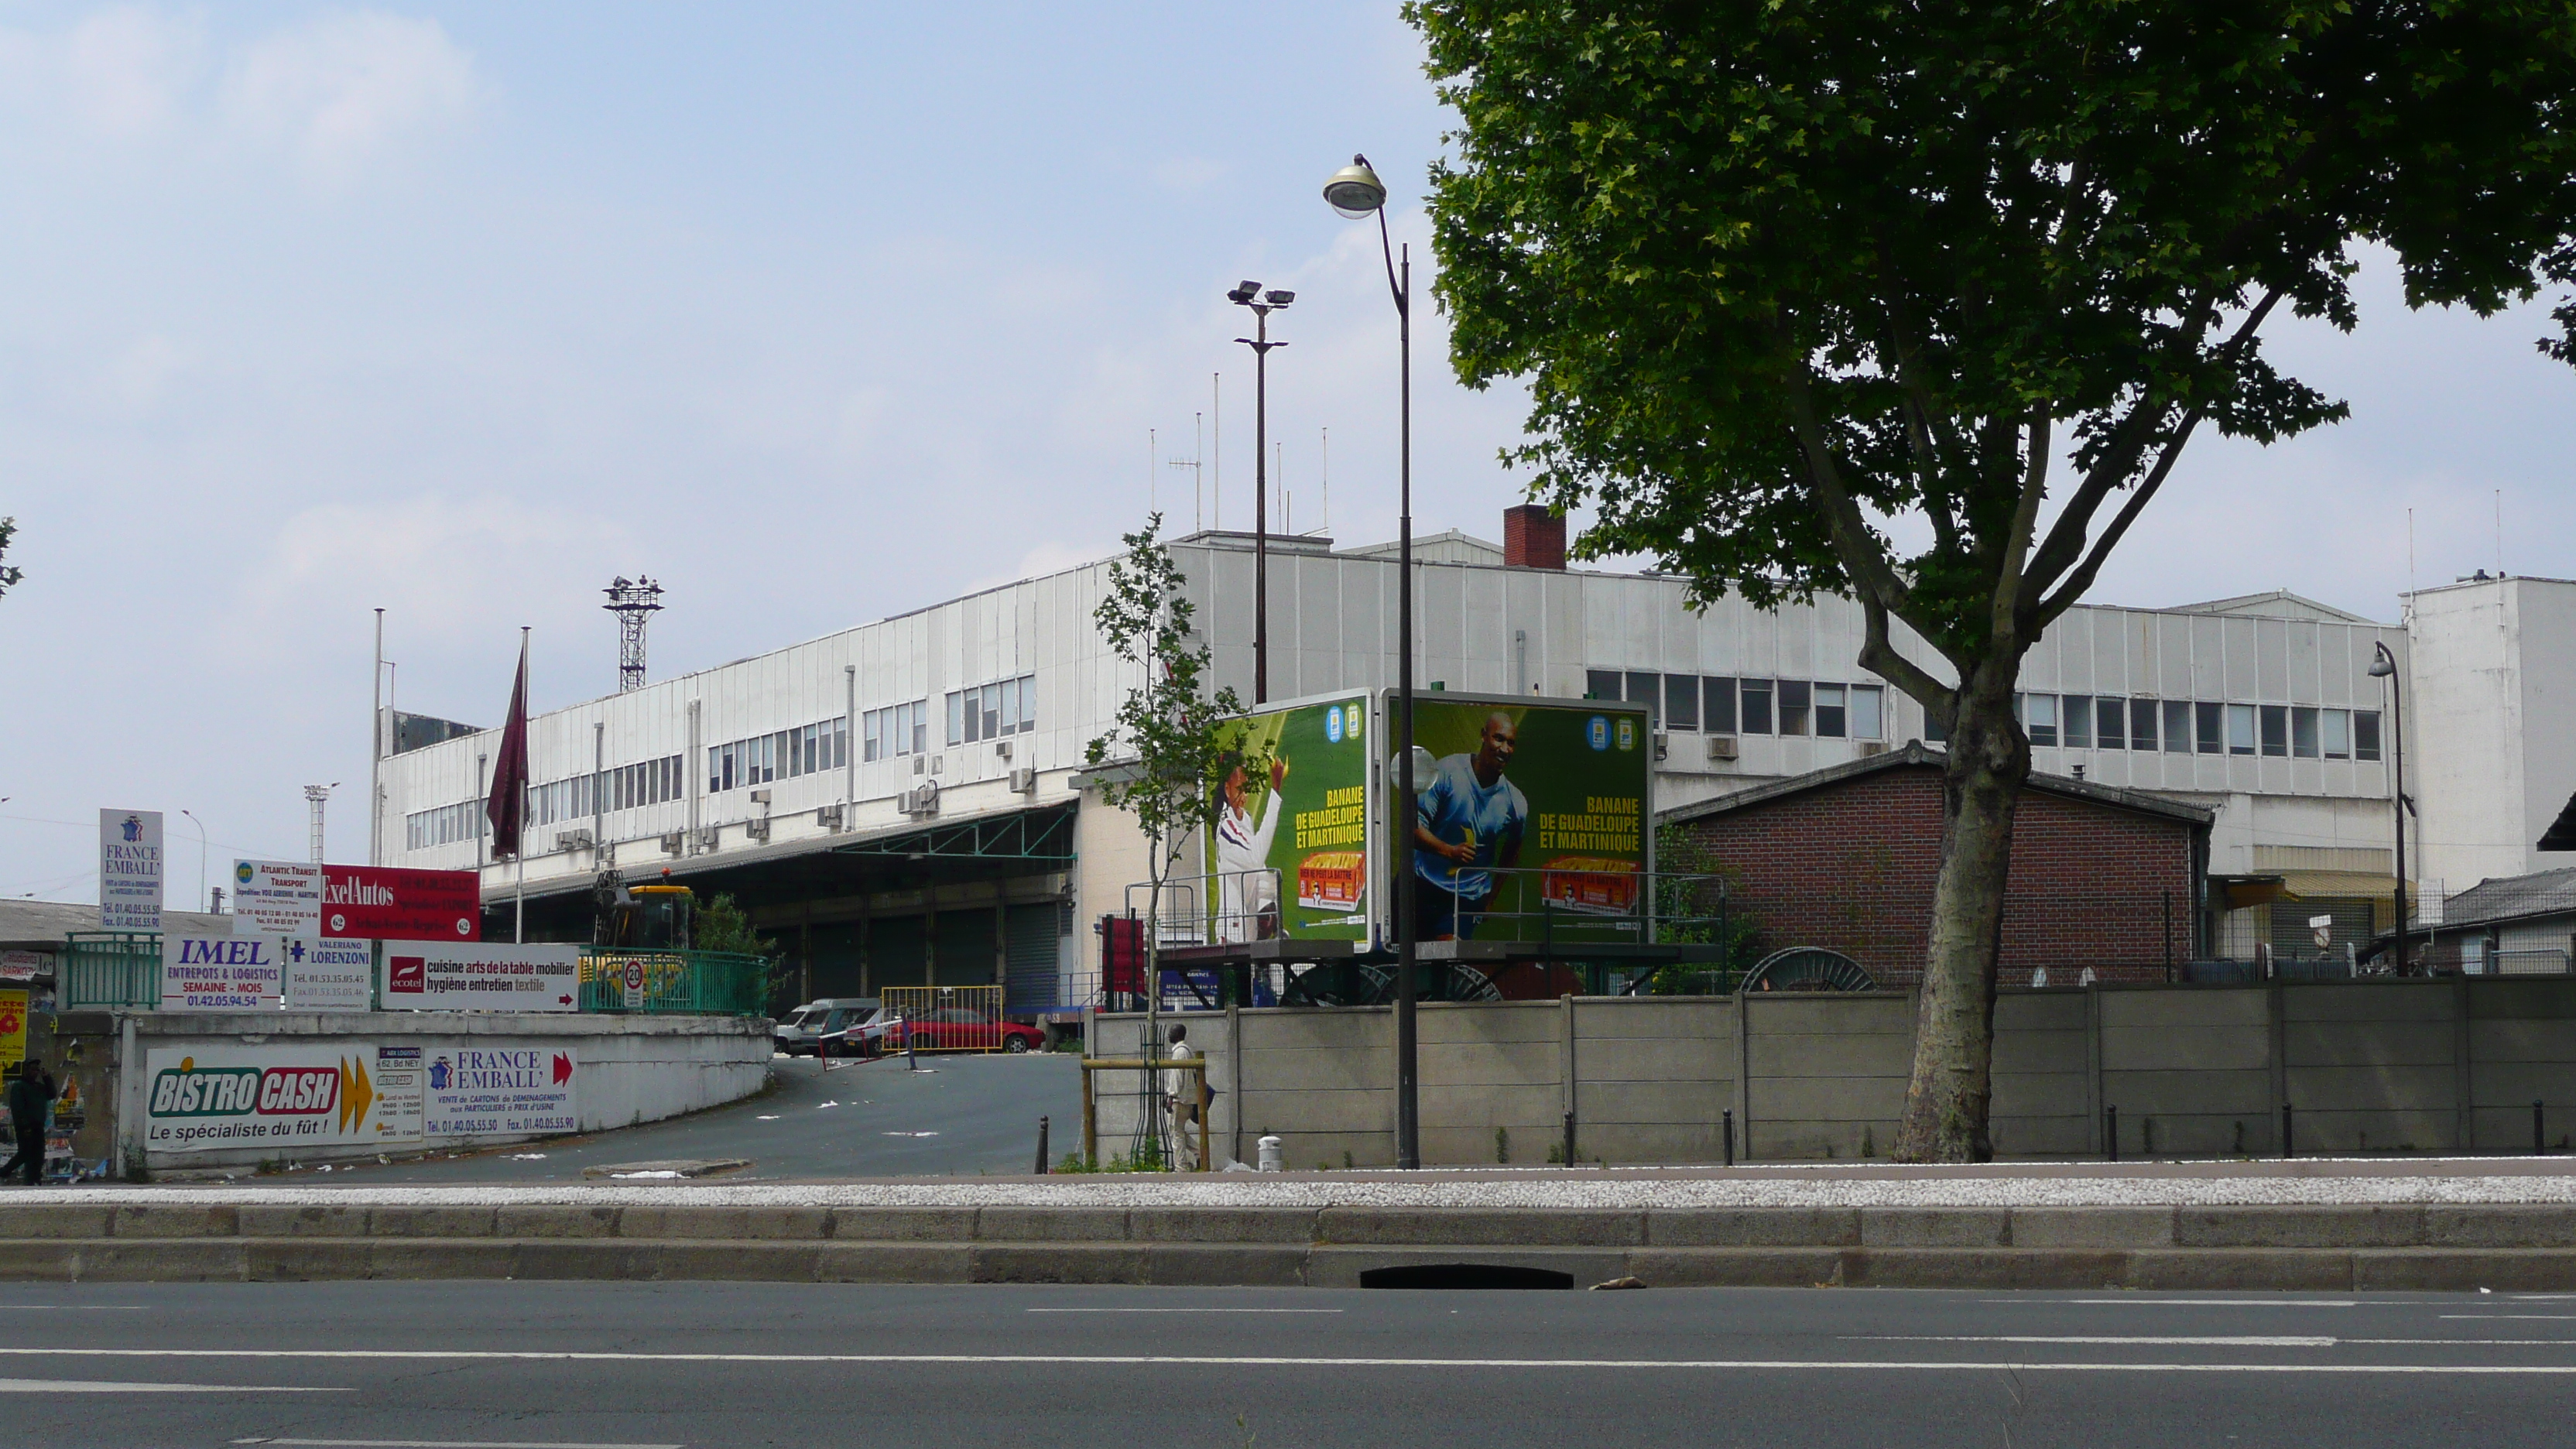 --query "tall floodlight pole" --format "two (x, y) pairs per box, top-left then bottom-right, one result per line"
(1229, 283), (1293, 704)
(372, 608), (385, 866)
(604, 577), (665, 694)
(2369, 642), (2411, 972)
(1324, 154), (1420, 1169)
(304, 783), (336, 866)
